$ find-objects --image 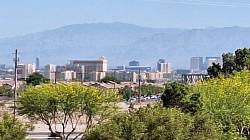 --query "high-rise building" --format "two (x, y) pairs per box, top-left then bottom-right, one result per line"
(70, 56), (108, 82)
(157, 59), (172, 73)
(36, 57), (40, 70)
(190, 57), (204, 71)
(129, 60), (140, 66)
(62, 70), (76, 81)
(125, 66), (151, 72)
(44, 64), (56, 81)
(26, 64), (36, 75)
(17, 63), (36, 80)
(190, 57), (222, 73)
